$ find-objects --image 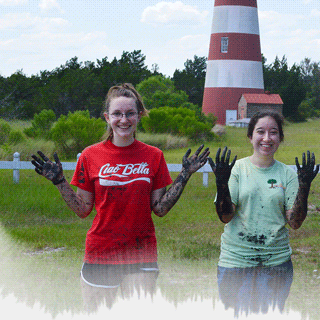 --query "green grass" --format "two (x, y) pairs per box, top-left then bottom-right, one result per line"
(1, 118), (320, 255)
(0, 170), (93, 252)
